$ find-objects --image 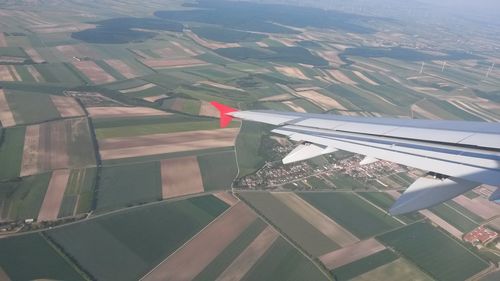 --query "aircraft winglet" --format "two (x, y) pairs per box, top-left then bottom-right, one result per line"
(210, 101), (238, 128)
